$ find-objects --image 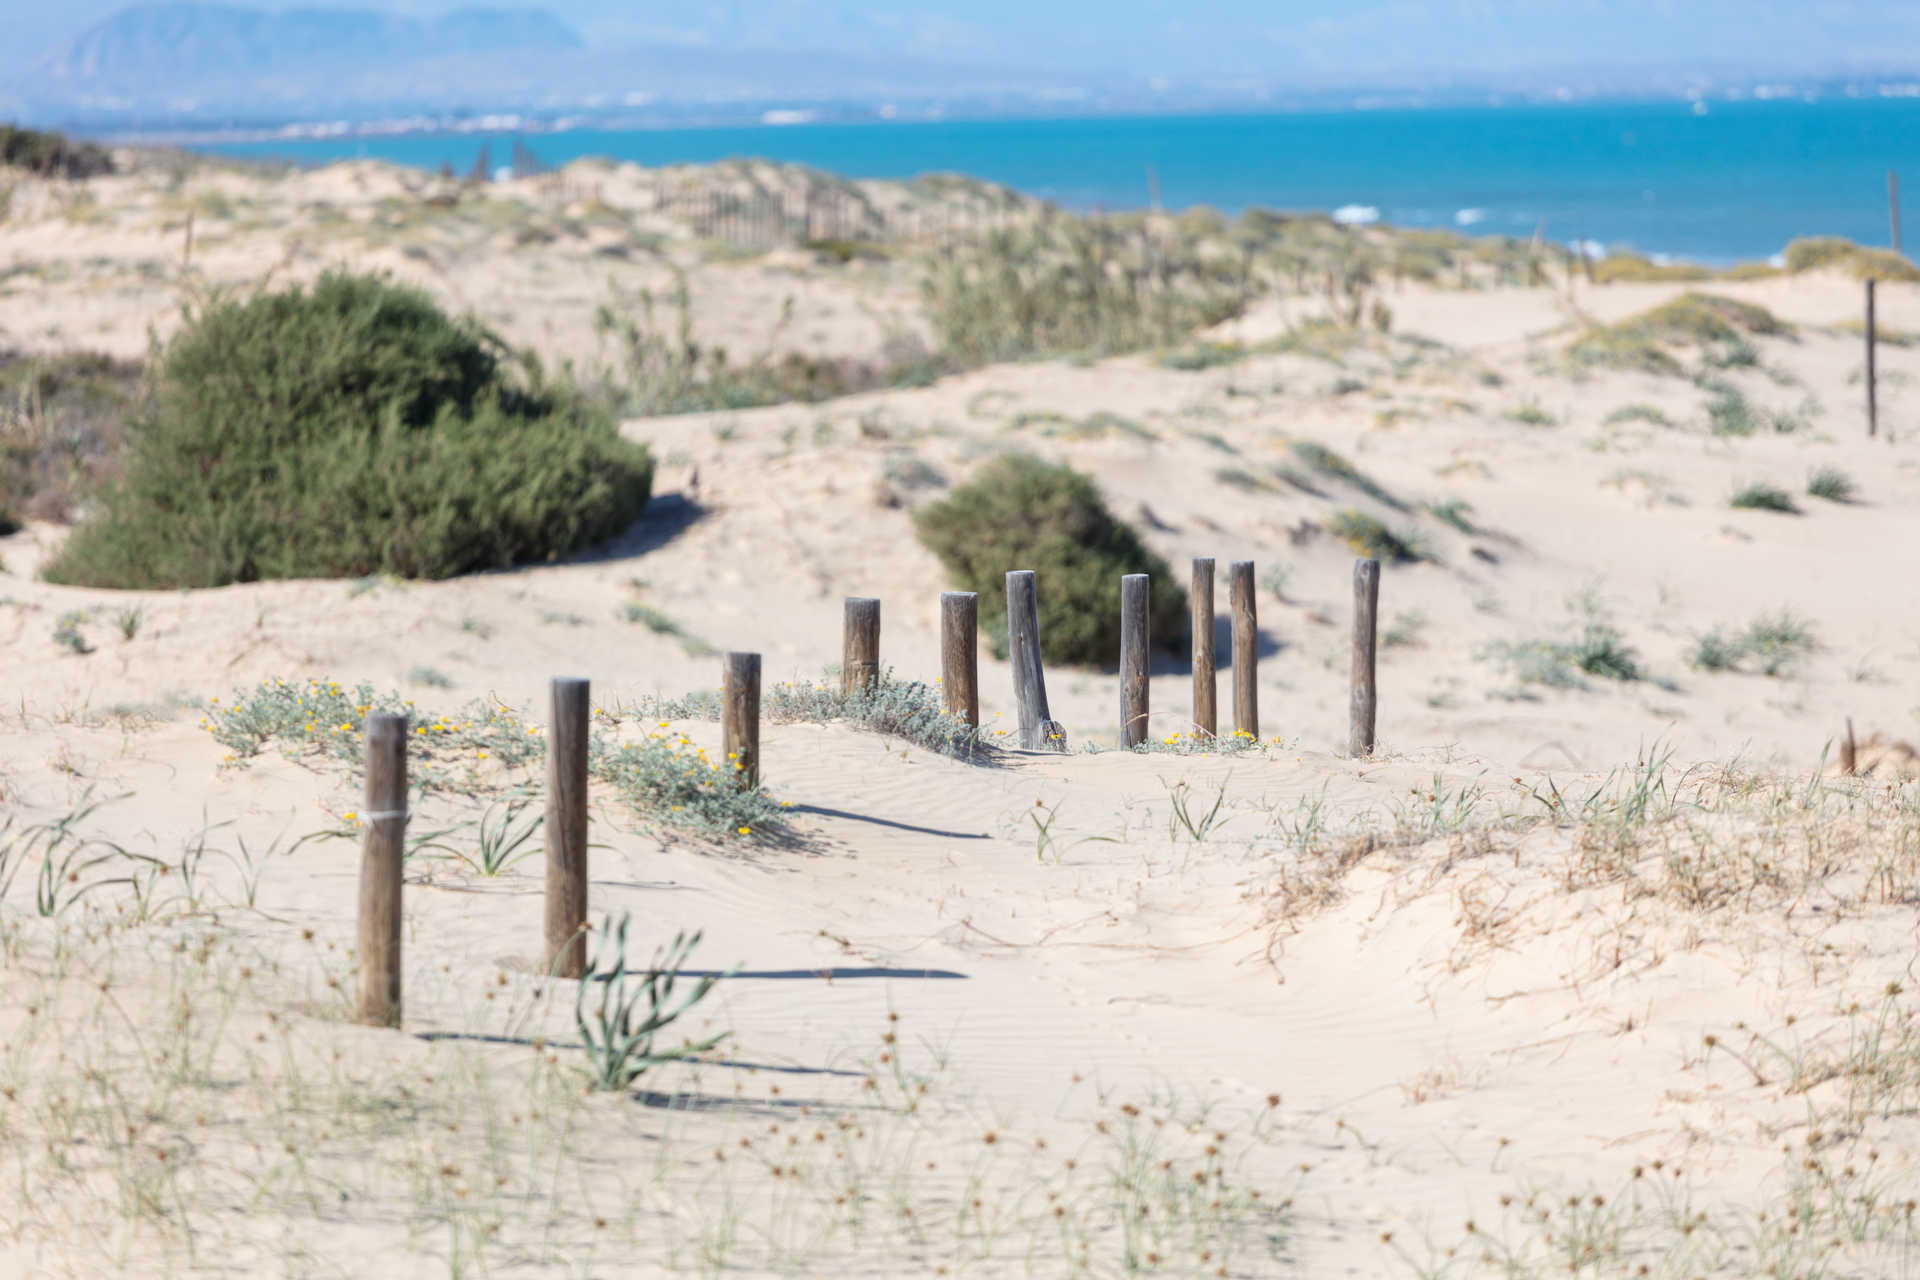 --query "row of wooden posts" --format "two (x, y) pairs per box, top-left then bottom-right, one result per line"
(353, 555), (1384, 1028)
